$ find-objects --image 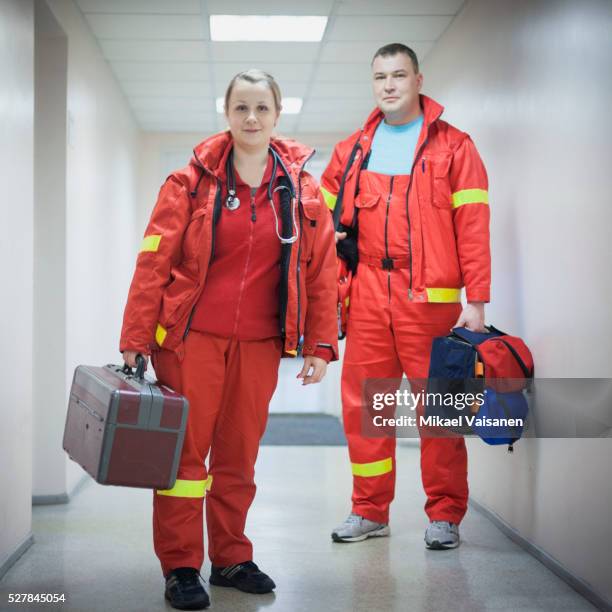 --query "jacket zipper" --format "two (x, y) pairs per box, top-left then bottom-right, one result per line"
(293, 150), (316, 352)
(405, 129), (432, 300)
(183, 178), (222, 340)
(232, 192), (257, 337)
(384, 175), (395, 303)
